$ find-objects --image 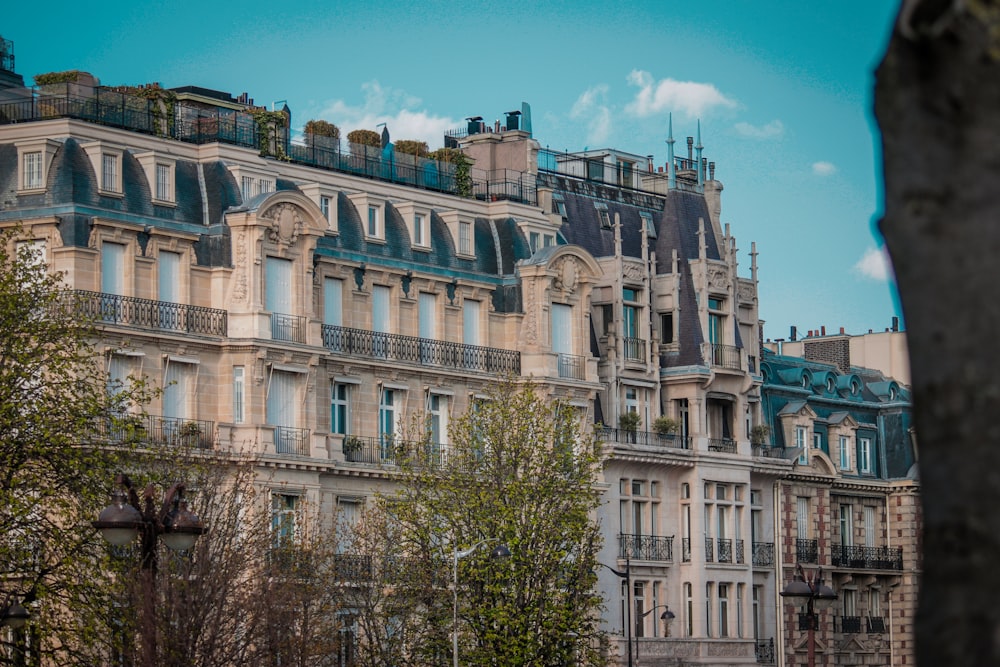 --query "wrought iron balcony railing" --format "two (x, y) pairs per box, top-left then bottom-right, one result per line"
(831, 544), (904, 570)
(866, 616), (887, 633)
(273, 426), (310, 456)
(752, 444), (786, 459)
(342, 435), (450, 468)
(755, 638), (775, 664)
(837, 616), (863, 634)
(618, 534), (673, 562)
(322, 324), (520, 375)
(796, 538), (818, 563)
(271, 312), (306, 343)
(597, 427), (690, 449)
(334, 554), (374, 581)
(681, 538), (691, 562)
(557, 353), (585, 380)
(623, 337), (646, 362)
(735, 539), (745, 564)
(752, 542), (775, 568)
(717, 538), (733, 563)
(705, 537), (714, 563)
(73, 290), (227, 336)
(709, 343), (742, 370)
(97, 413), (214, 449)
(708, 438), (737, 453)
